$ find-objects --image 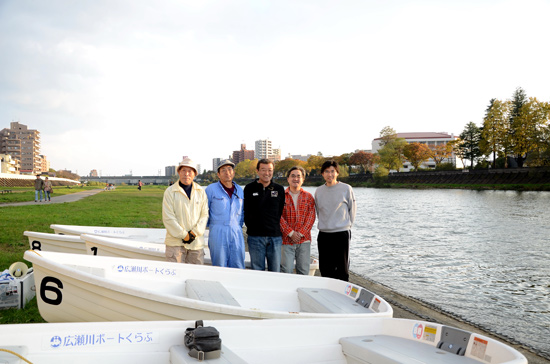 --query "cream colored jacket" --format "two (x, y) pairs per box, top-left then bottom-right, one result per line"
(162, 181), (209, 250)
